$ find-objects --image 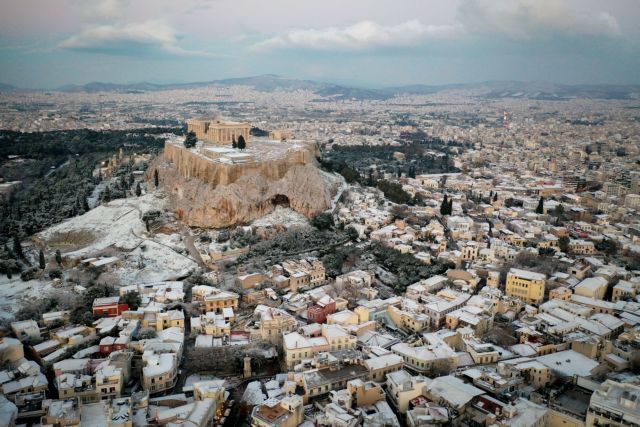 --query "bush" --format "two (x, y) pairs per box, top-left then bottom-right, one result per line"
(312, 212), (334, 231)
(137, 328), (157, 340)
(368, 243), (453, 290)
(48, 269), (63, 279)
(20, 267), (40, 281)
(376, 180), (412, 204)
(0, 259), (21, 277)
(345, 226), (359, 241)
